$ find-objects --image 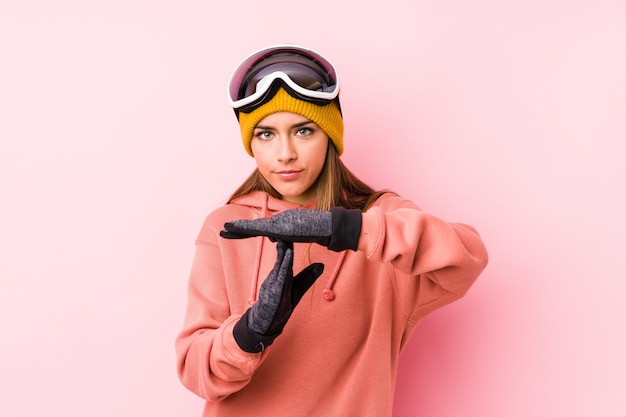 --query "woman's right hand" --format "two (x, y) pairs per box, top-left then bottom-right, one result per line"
(232, 240), (324, 353)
